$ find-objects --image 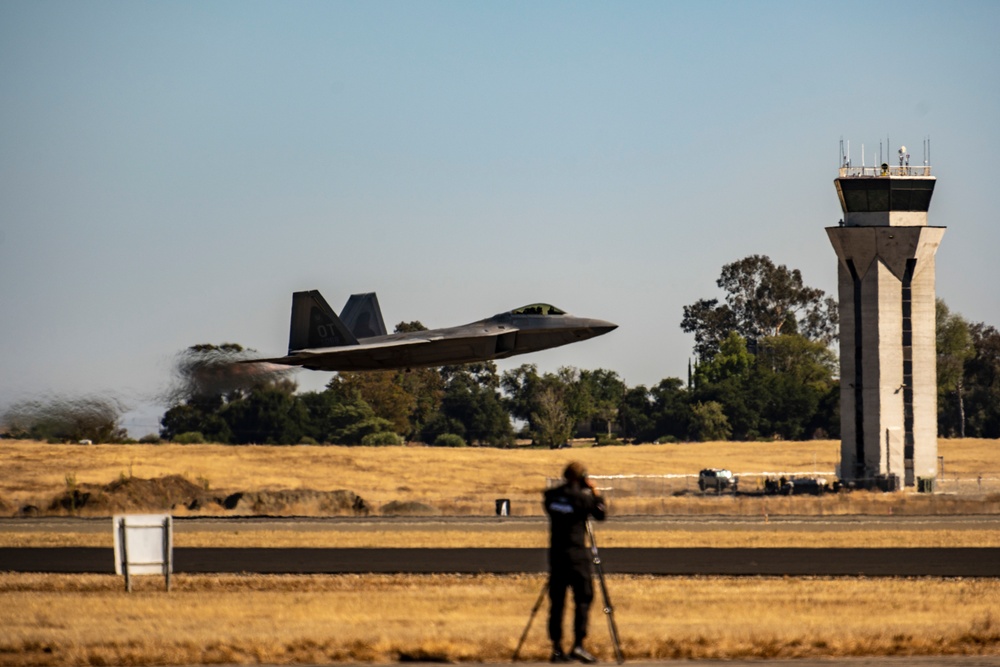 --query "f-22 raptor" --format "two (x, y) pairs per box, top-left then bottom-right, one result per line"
(249, 290), (617, 372)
